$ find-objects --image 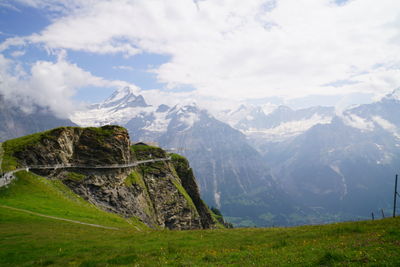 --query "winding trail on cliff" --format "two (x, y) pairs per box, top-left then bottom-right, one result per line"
(0, 205), (120, 230)
(26, 157), (171, 170)
(0, 157), (171, 188)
